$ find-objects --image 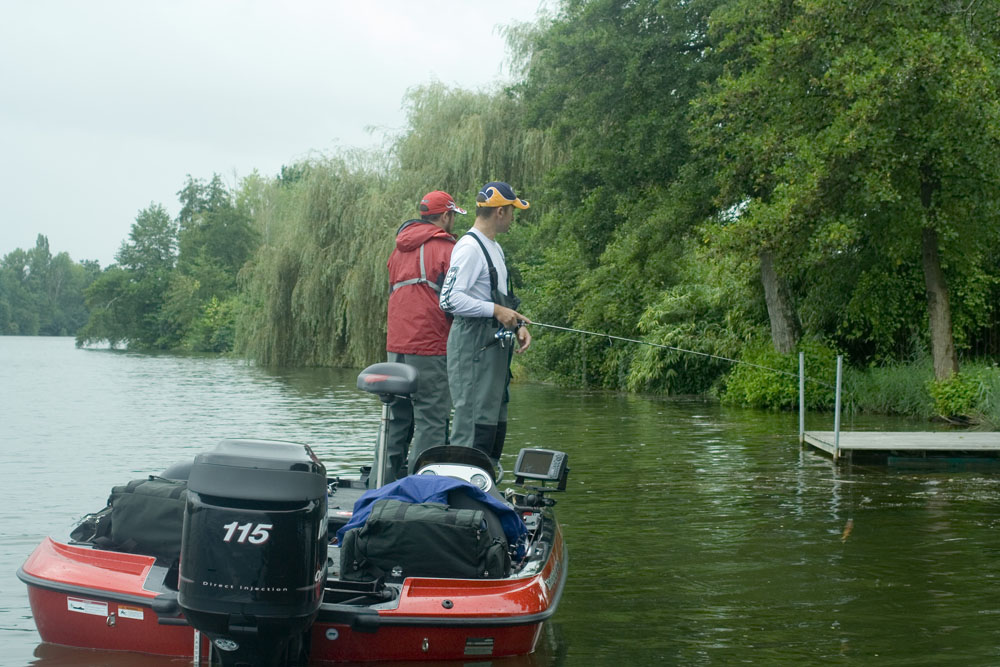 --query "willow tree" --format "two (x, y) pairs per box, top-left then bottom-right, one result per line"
(693, 0), (1000, 376)
(237, 84), (560, 369)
